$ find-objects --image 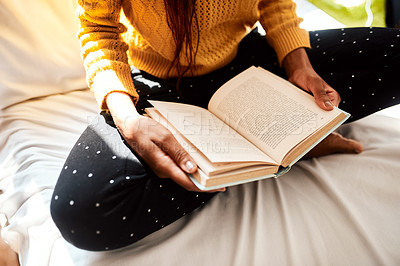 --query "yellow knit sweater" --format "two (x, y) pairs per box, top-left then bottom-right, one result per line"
(77, 0), (310, 110)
